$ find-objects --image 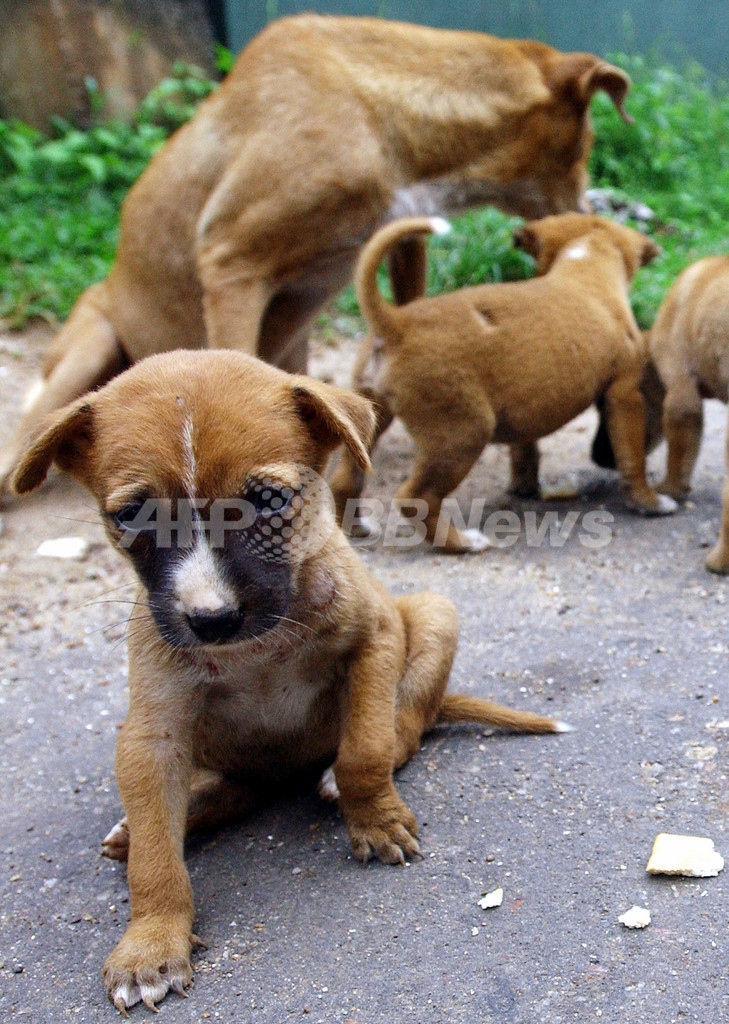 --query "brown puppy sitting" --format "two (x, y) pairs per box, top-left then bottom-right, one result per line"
(12, 350), (566, 1013)
(330, 213), (675, 552)
(0, 13), (632, 501)
(647, 257), (729, 572)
